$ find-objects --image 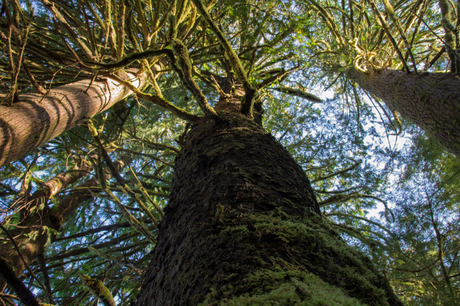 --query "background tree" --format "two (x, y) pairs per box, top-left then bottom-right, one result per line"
(299, 0), (460, 157)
